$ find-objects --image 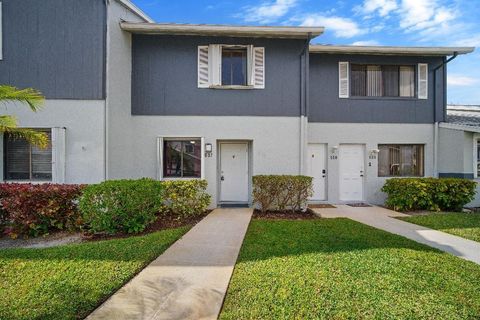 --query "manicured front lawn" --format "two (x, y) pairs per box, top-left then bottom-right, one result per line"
(399, 213), (480, 242)
(0, 227), (188, 320)
(220, 219), (480, 319)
